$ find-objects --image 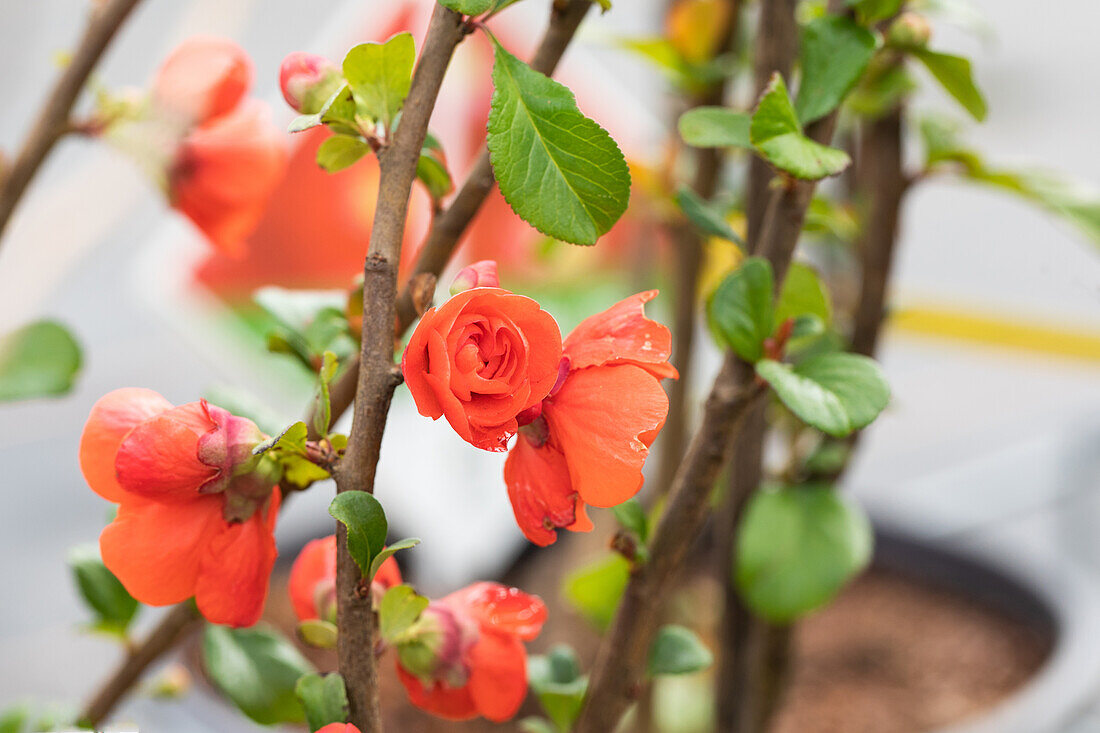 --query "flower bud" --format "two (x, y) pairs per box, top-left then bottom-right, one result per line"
(279, 52), (342, 114)
(887, 12), (932, 49)
(397, 603), (478, 686)
(449, 260), (500, 295)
